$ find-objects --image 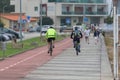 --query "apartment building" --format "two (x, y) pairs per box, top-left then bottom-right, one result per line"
(13, 0), (109, 27)
(115, 0), (120, 27)
(14, 0), (47, 17)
